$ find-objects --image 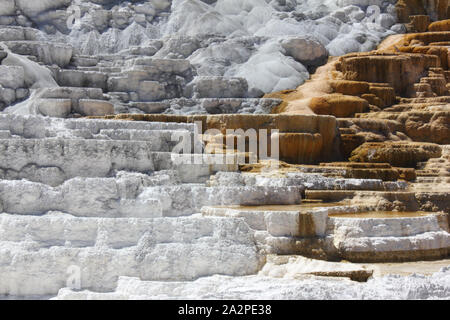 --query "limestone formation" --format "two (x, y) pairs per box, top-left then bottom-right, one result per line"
(53, 269), (450, 299)
(429, 19), (450, 31)
(93, 113), (340, 164)
(0, 0), (448, 301)
(0, 0), (412, 116)
(349, 142), (443, 167)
